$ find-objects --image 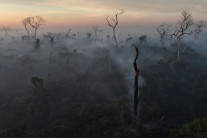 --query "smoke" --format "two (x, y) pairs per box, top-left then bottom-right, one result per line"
(109, 46), (147, 99)
(0, 28), (206, 107)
